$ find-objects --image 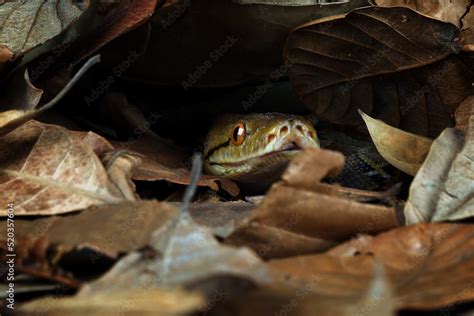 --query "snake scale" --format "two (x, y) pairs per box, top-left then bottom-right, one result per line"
(203, 113), (400, 193)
